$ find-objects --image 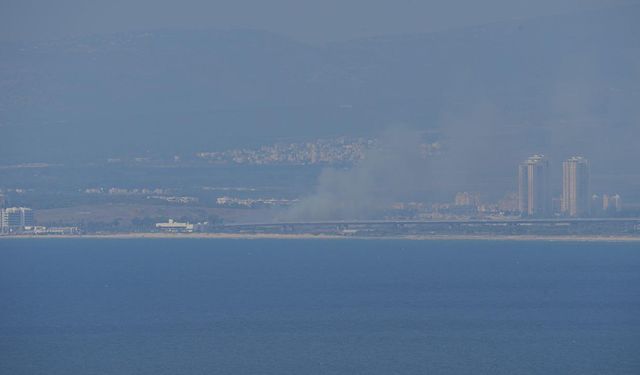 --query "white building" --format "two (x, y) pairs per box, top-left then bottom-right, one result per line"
(32, 226), (80, 235)
(1, 207), (35, 232)
(518, 155), (551, 217)
(562, 156), (590, 217)
(155, 219), (194, 233)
